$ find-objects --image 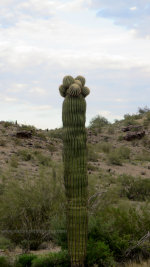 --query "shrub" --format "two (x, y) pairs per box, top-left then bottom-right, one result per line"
(142, 136), (150, 149)
(89, 115), (109, 129)
(50, 213), (67, 249)
(138, 106), (150, 114)
(36, 153), (52, 166)
(0, 256), (11, 267)
(107, 126), (115, 134)
(0, 236), (14, 250)
(88, 205), (150, 262)
(88, 144), (99, 162)
(85, 239), (115, 267)
(36, 132), (46, 140)
(118, 146), (130, 159)
(108, 151), (122, 165)
(124, 114), (136, 126)
(98, 142), (112, 154)
(31, 251), (70, 267)
(19, 124), (36, 135)
(47, 128), (63, 140)
(46, 144), (57, 152)
(135, 150), (150, 161)
(15, 254), (37, 267)
(118, 135), (124, 141)
(146, 111), (150, 121)
(3, 121), (14, 128)
(0, 170), (65, 249)
(120, 174), (150, 201)
(17, 150), (32, 161)
(10, 156), (18, 168)
(87, 163), (99, 171)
